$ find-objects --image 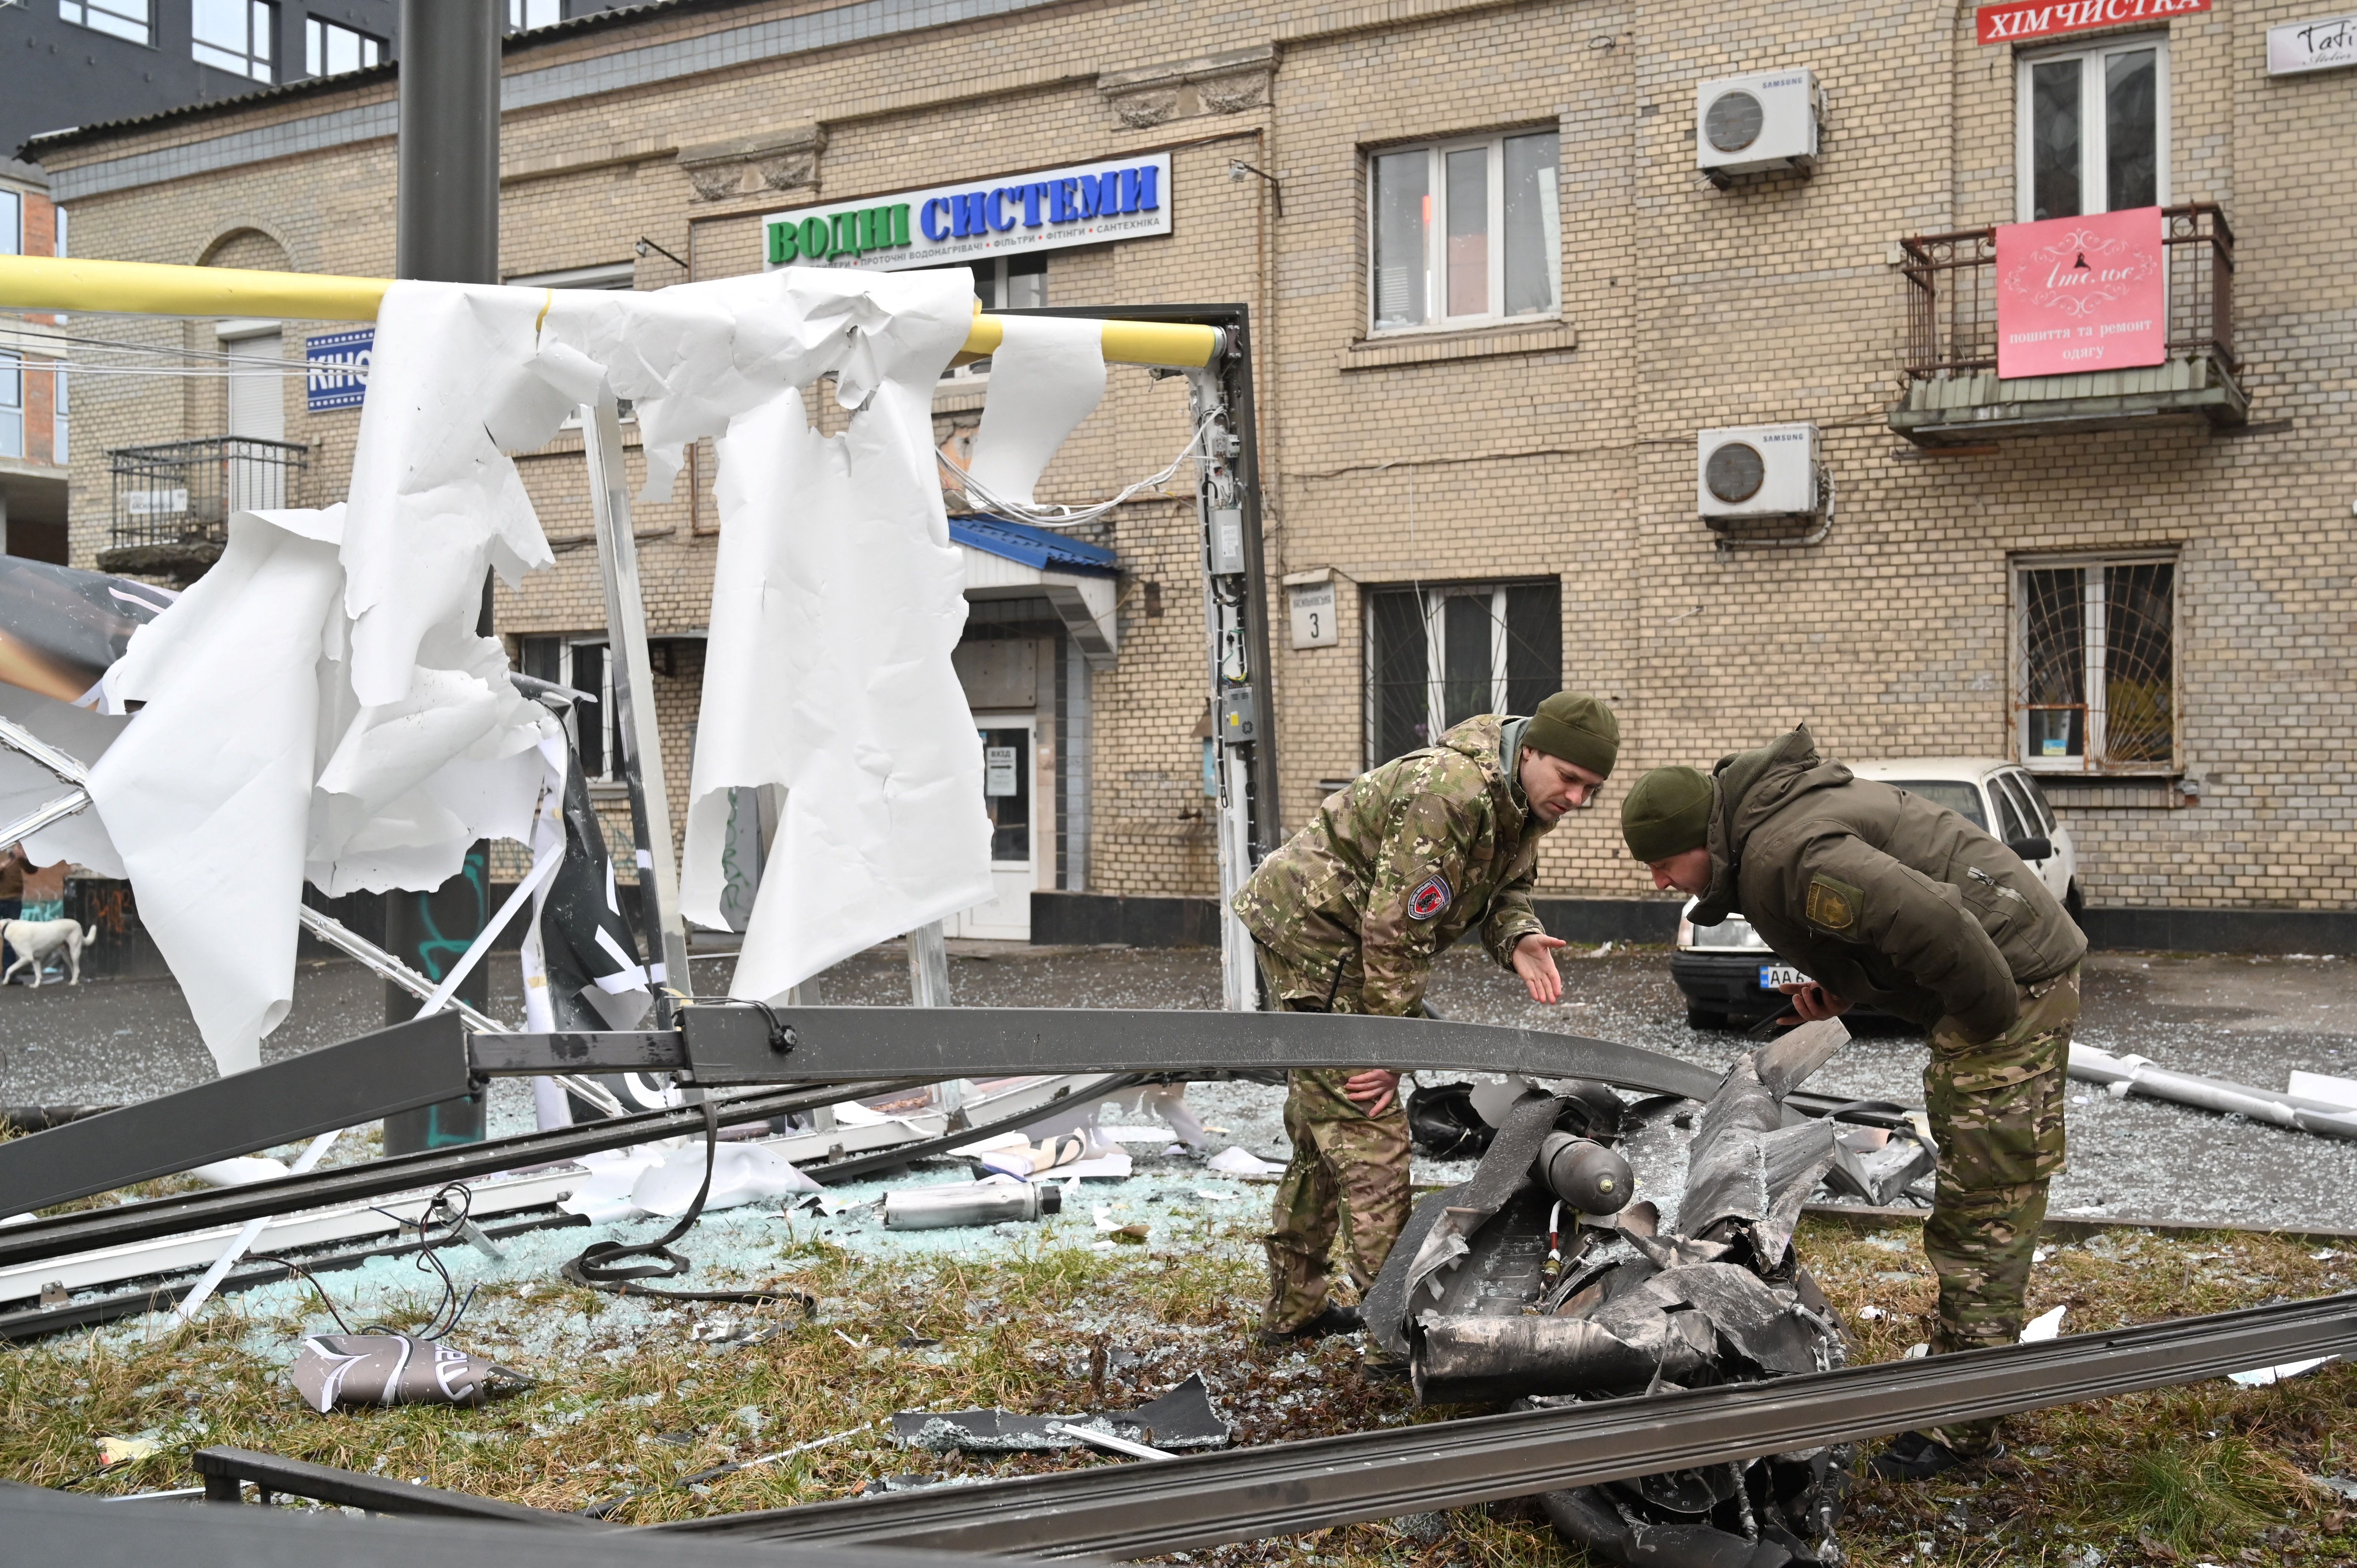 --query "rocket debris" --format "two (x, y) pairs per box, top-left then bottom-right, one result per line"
(890, 1372), (1228, 1455)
